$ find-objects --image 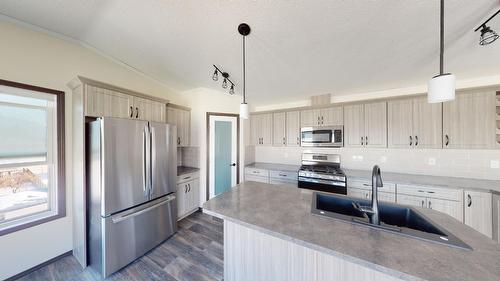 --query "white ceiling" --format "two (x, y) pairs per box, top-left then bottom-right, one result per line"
(1, 0), (499, 106)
